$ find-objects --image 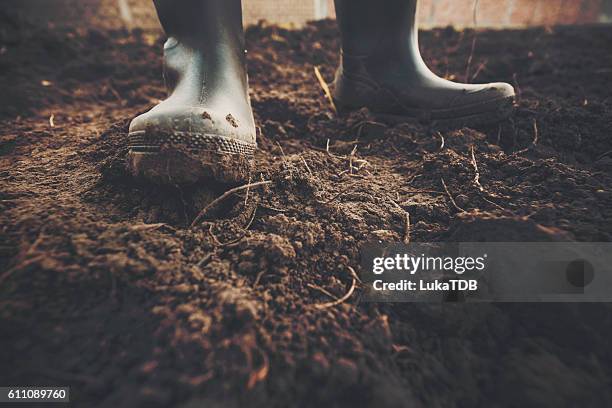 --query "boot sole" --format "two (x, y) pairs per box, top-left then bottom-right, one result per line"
(127, 130), (256, 185)
(338, 95), (516, 130)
